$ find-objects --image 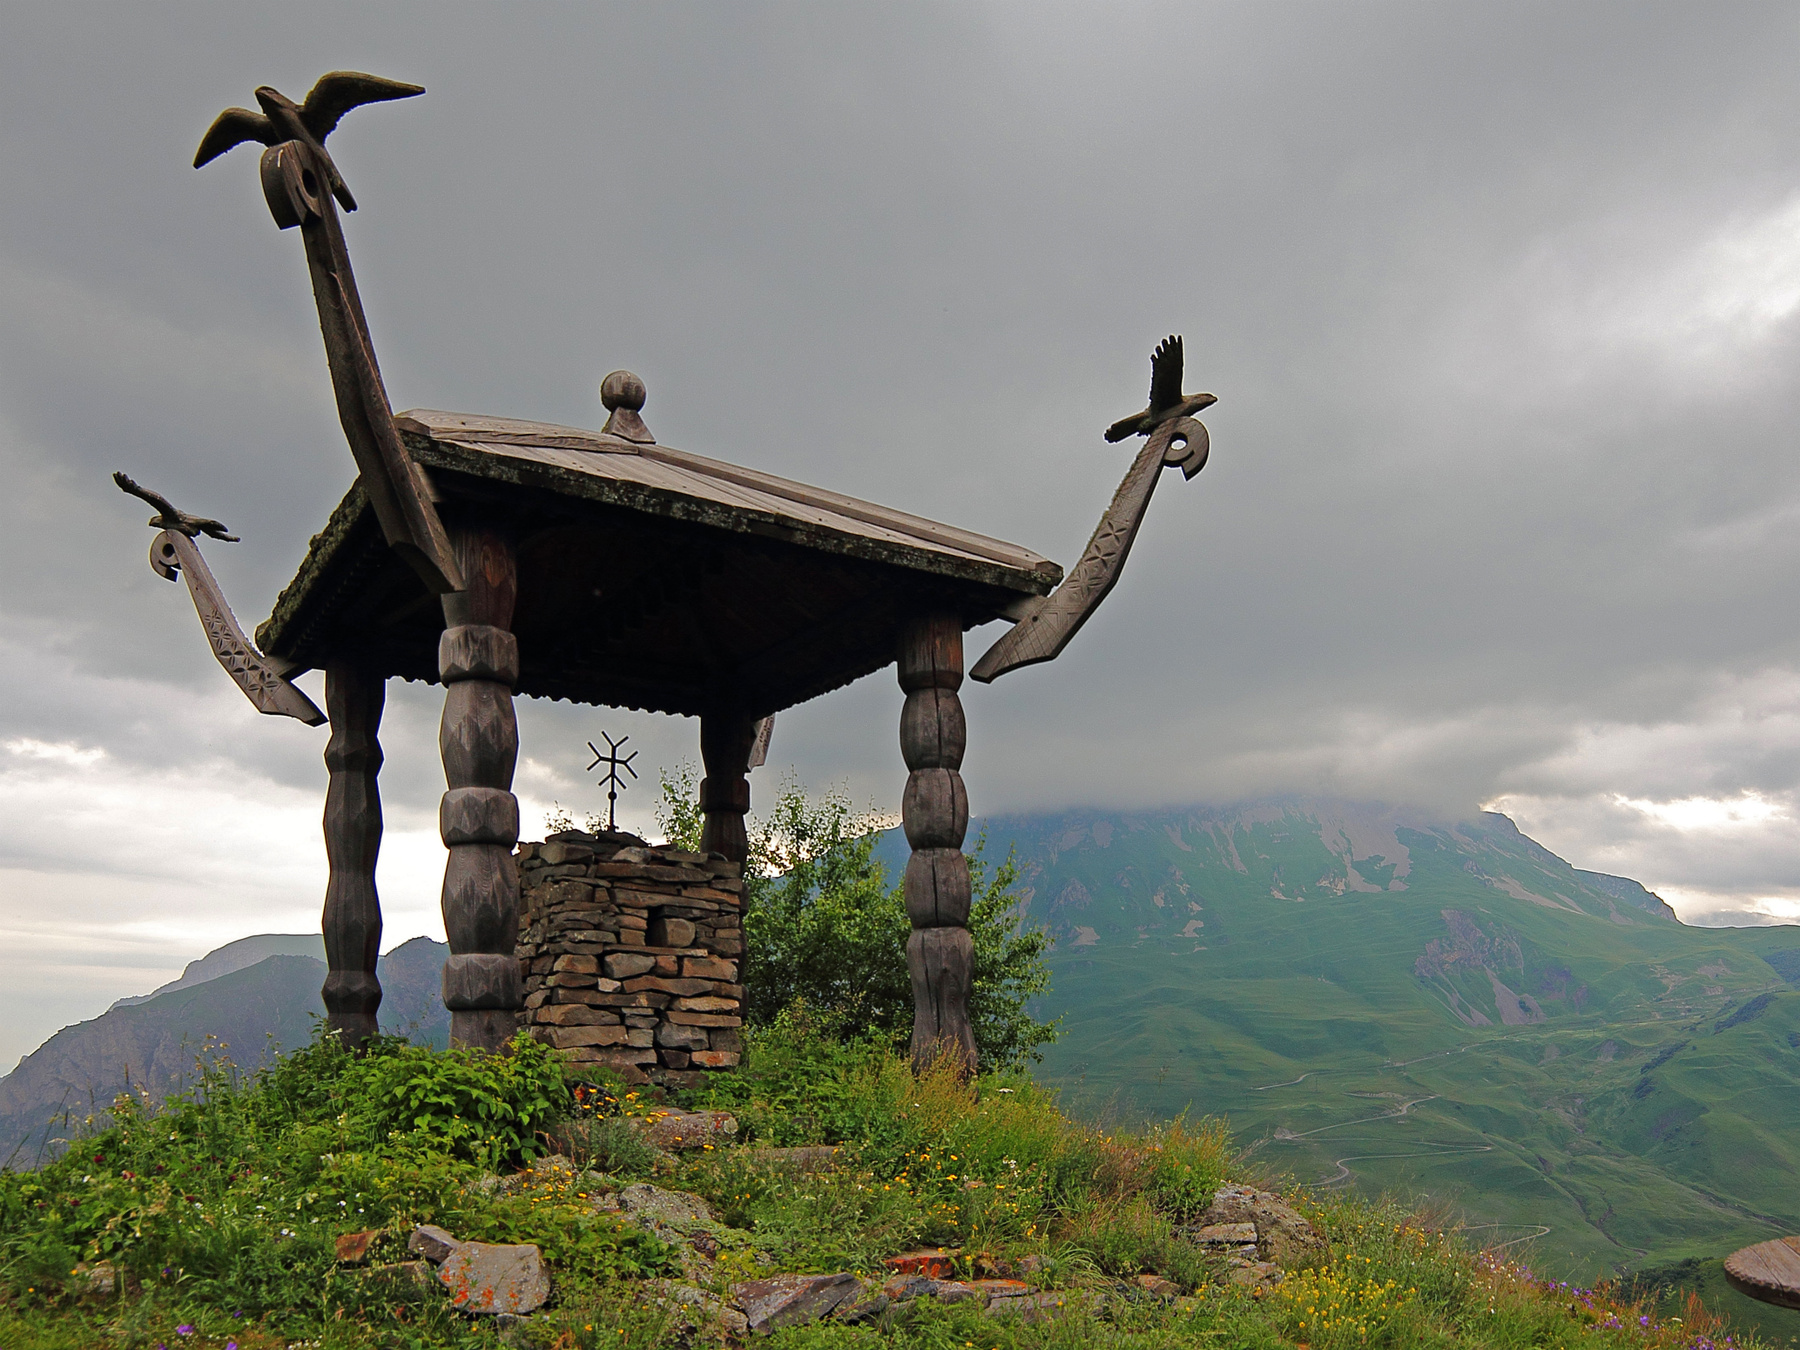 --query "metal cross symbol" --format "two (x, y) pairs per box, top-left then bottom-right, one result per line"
(585, 733), (639, 832)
